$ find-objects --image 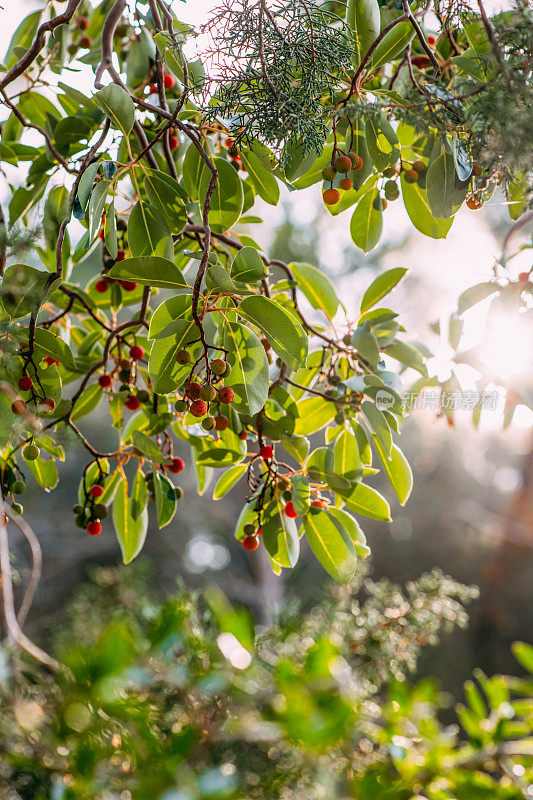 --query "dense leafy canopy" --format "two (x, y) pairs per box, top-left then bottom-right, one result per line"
(0, 0), (531, 583)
